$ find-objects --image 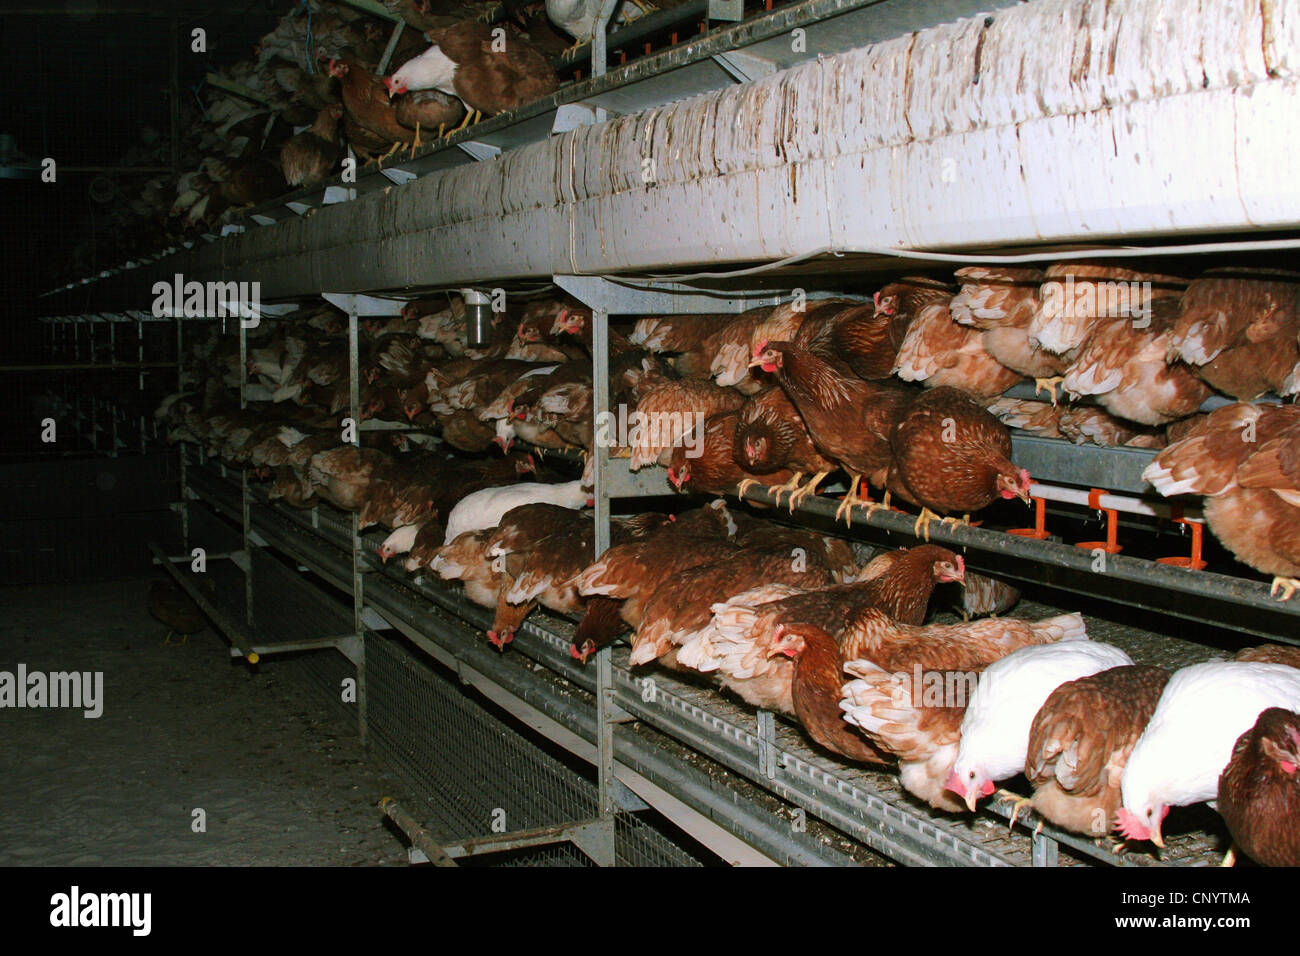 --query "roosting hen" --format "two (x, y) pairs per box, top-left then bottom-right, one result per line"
(893, 278), (1022, 400)
(570, 503), (740, 662)
(949, 640), (1131, 813)
(885, 386), (1031, 539)
(280, 104), (344, 187)
(1061, 299), (1212, 426)
(1167, 268), (1300, 401)
(667, 412), (795, 497)
(148, 581), (206, 645)
(732, 387), (837, 509)
(795, 300), (906, 382)
(1143, 402), (1300, 599)
(1217, 707), (1300, 866)
(764, 622), (891, 763)
(388, 22), (558, 126)
(628, 379), (744, 470)
(678, 545), (964, 688)
(329, 58), (417, 159)
(751, 341), (914, 525)
(950, 266), (1067, 399)
(629, 548), (836, 667)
